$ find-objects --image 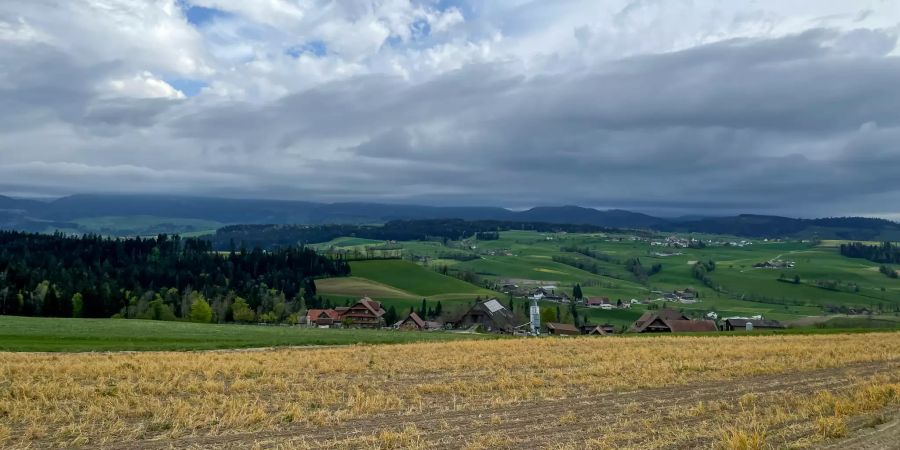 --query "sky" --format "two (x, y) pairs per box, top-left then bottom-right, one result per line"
(1, 1), (900, 218)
